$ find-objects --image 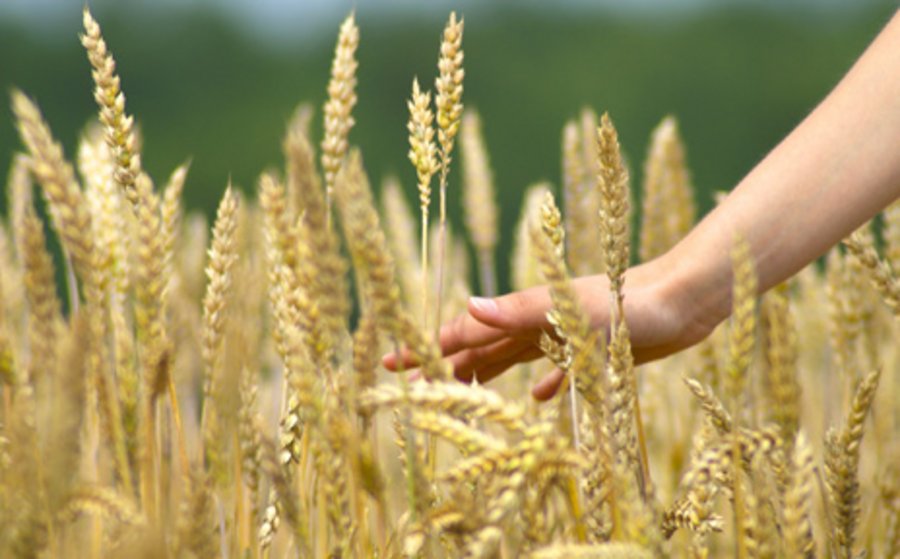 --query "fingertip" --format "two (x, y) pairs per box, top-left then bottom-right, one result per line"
(381, 352), (396, 371)
(531, 369), (566, 401)
(382, 348), (423, 373)
(468, 296), (499, 321)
